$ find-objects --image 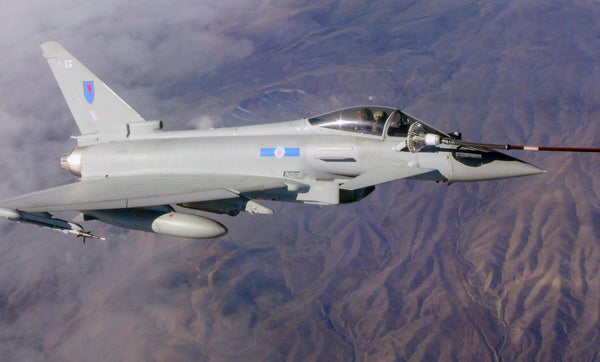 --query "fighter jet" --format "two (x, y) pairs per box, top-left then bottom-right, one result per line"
(0, 42), (598, 240)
